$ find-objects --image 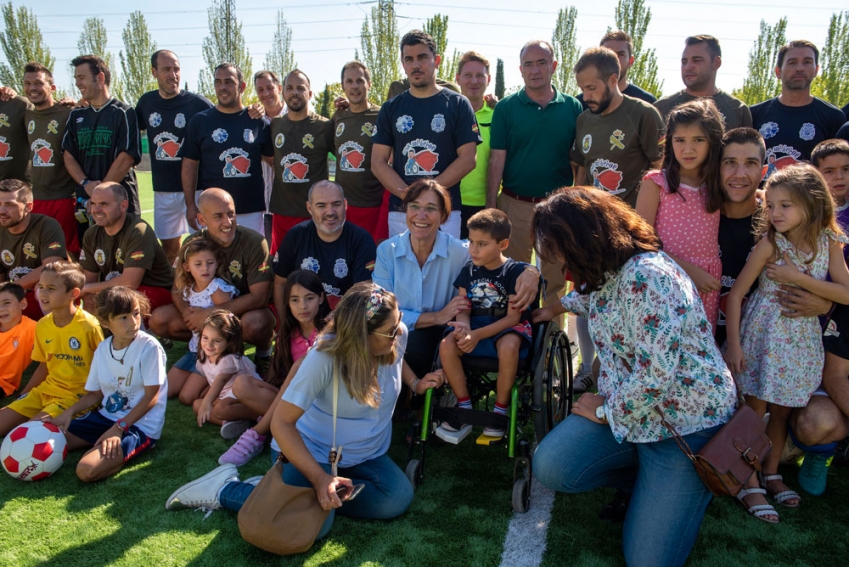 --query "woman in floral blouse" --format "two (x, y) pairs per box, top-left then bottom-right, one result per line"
(532, 187), (737, 567)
